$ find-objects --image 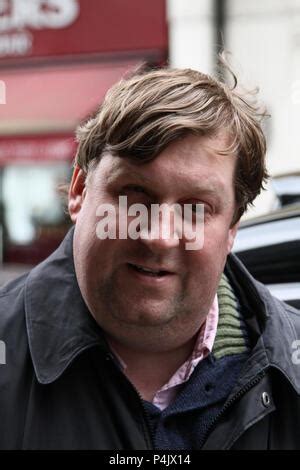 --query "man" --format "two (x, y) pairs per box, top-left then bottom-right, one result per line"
(0, 65), (300, 450)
